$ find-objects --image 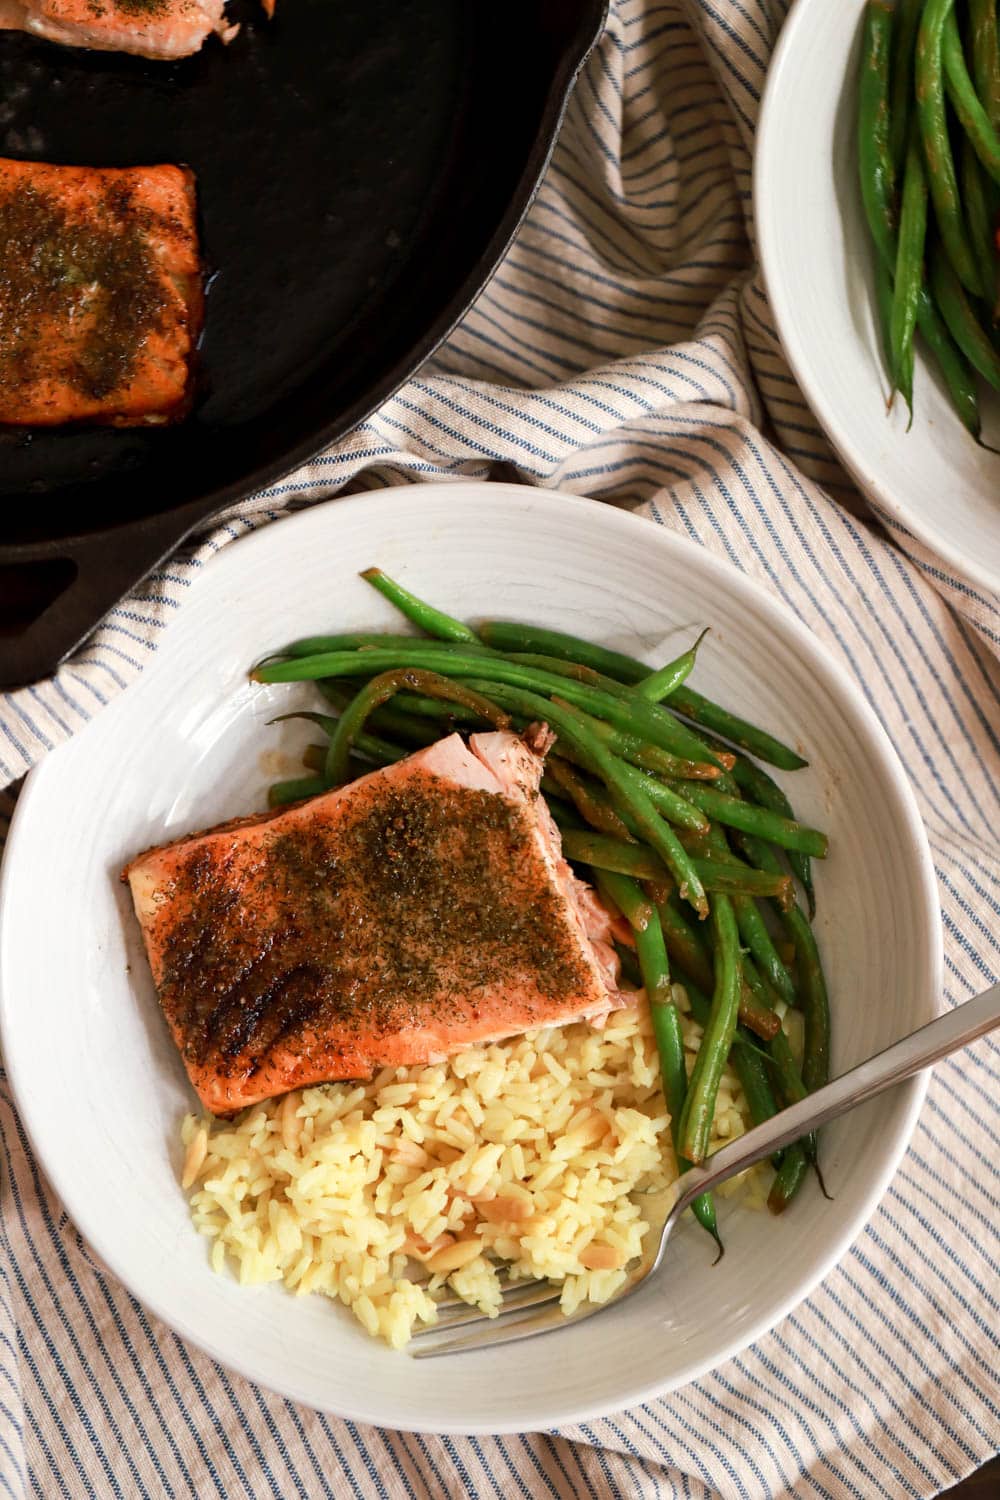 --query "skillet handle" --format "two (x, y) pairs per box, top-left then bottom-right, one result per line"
(0, 511), (194, 690)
